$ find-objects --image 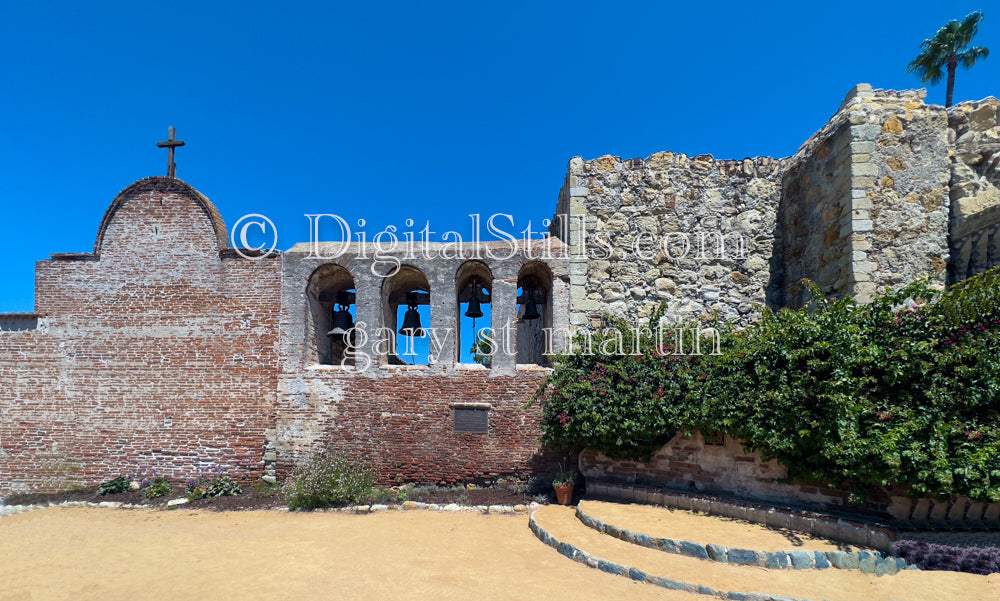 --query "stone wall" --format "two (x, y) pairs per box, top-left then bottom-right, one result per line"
(846, 87), (951, 300)
(948, 97), (1000, 282)
(557, 85), (960, 322)
(556, 153), (783, 330)
(777, 94), (855, 306)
